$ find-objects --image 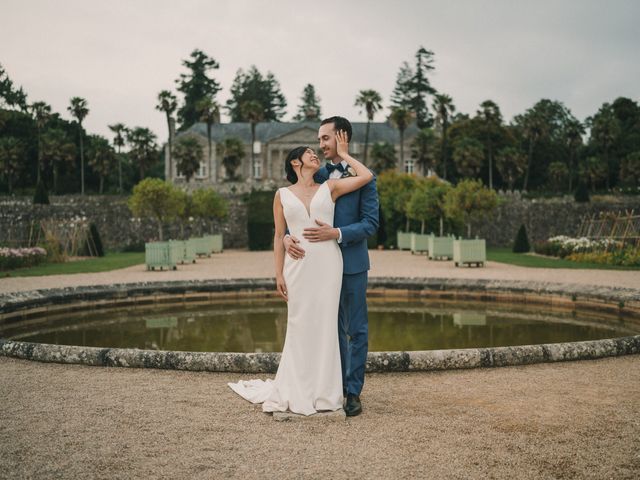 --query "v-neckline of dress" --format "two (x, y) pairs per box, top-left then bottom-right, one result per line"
(285, 183), (326, 218)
